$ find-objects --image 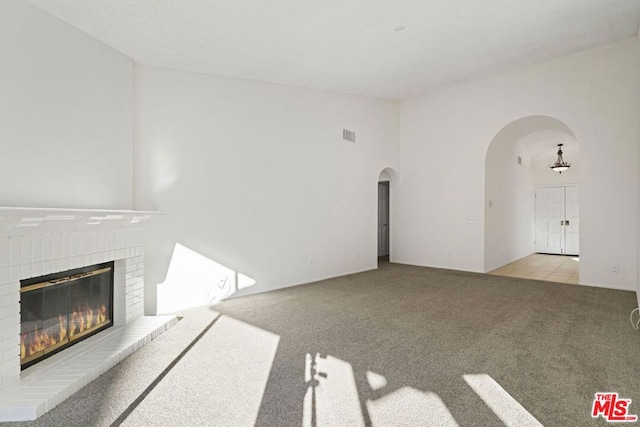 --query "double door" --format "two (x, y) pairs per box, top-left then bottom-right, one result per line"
(535, 186), (579, 255)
